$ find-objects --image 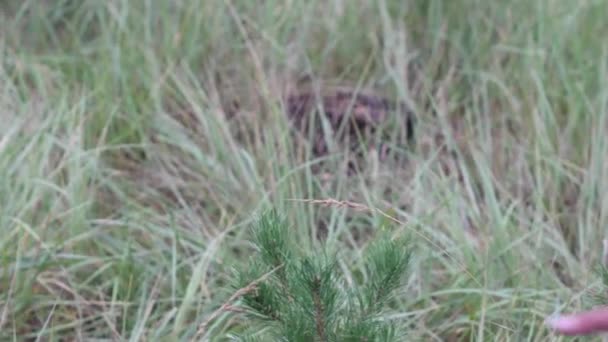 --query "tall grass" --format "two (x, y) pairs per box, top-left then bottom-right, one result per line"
(1, 0), (608, 340)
